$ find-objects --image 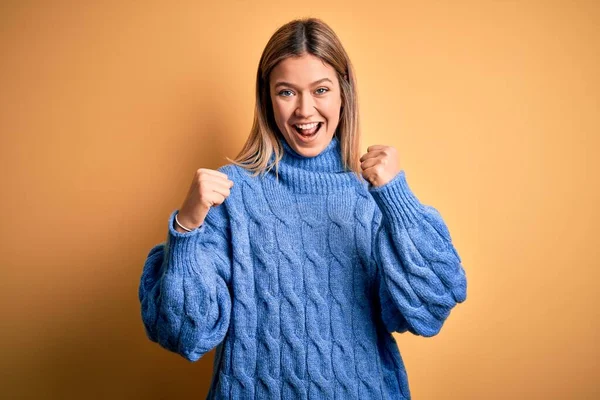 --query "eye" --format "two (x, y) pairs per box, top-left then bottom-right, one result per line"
(277, 87), (330, 97)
